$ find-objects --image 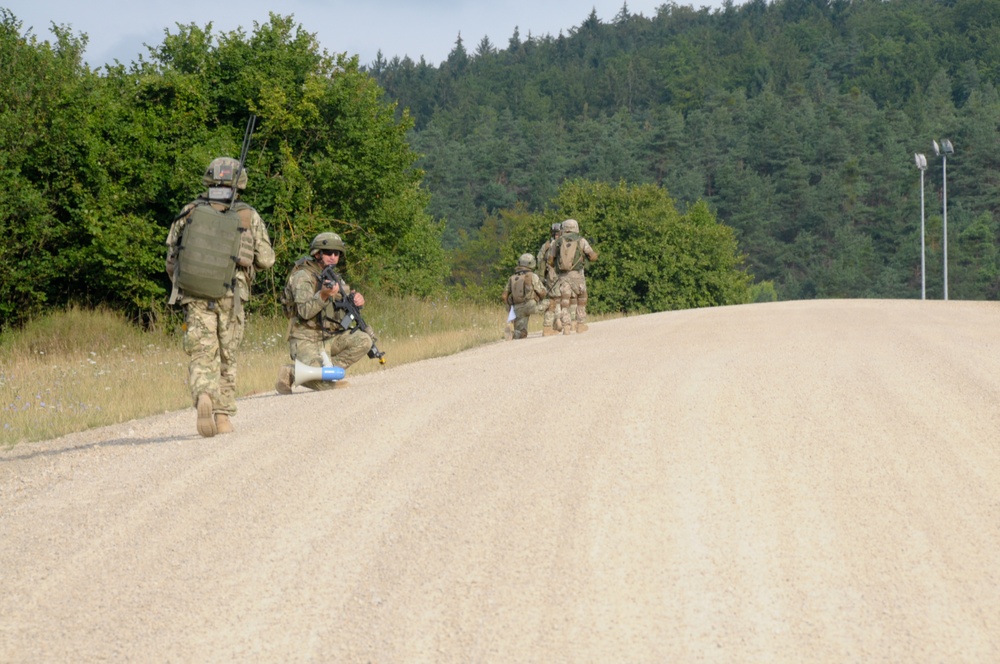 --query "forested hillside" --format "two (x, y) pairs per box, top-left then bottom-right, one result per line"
(370, 0), (1000, 301)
